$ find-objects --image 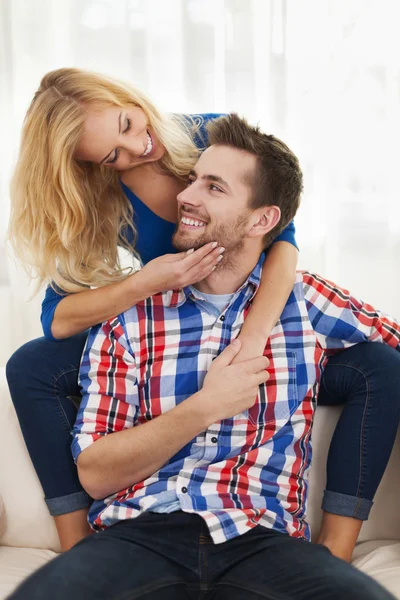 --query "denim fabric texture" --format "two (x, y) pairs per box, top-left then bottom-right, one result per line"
(8, 512), (395, 600)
